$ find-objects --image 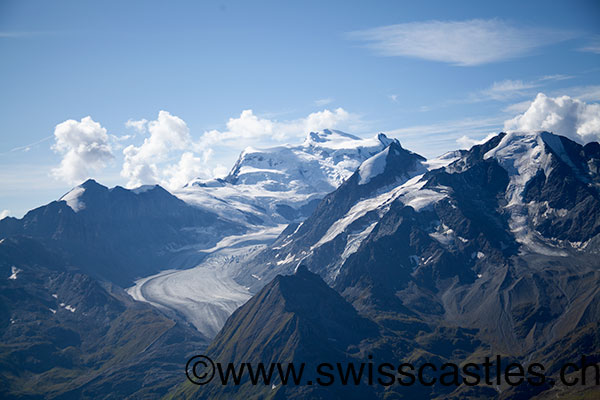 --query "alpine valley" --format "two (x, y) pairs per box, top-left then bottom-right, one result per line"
(1, 129), (599, 399)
